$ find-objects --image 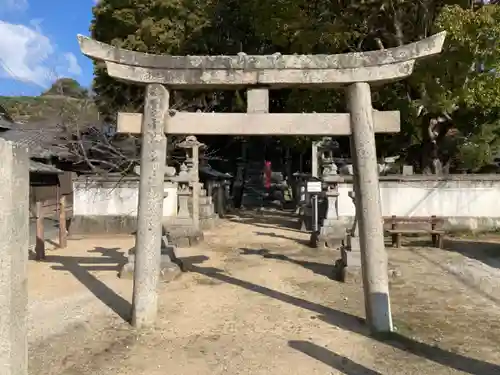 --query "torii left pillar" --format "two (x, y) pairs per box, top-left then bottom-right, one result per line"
(131, 84), (168, 328)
